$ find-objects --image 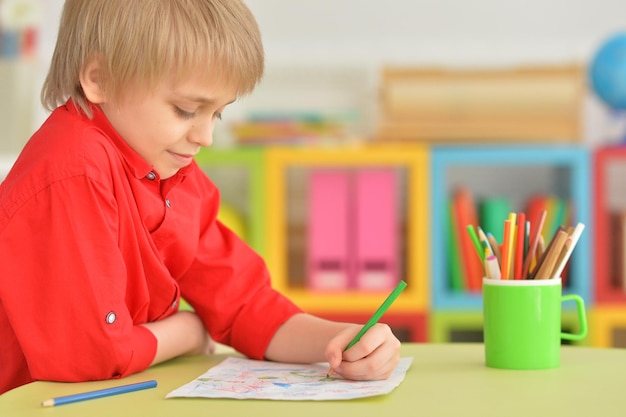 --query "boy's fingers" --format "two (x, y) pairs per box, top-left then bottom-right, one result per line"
(325, 325), (362, 366)
(342, 323), (391, 362)
(337, 337), (401, 380)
